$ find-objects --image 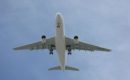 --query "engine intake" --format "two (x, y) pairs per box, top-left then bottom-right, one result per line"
(41, 35), (46, 43)
(74, 36), (78, 39)
(74, 36), (79, 44)
(42, 35), (46, 39)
